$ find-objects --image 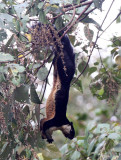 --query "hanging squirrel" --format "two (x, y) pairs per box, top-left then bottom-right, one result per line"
(40, 34), (75, 143)
(28, 23), (75, 143)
